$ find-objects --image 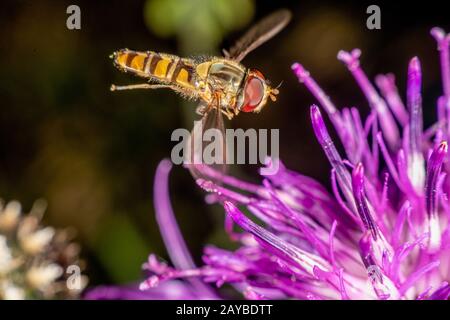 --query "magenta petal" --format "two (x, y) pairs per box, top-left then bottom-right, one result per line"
(153, 159), (217, 298)
(425, 141), (448, 251)
(406, 57), (425, 191)
(292, 63), (347, 142)
(224, 201), (331, 276)
(338, 49), (400, 150)
(431, 28), (450, 99)
(351, 163), (378, 239)
(310, 105), (355, 211)
(375, 74), (408, 126)
(429, 282), (450, 300)
(154, 160), (196, 270)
